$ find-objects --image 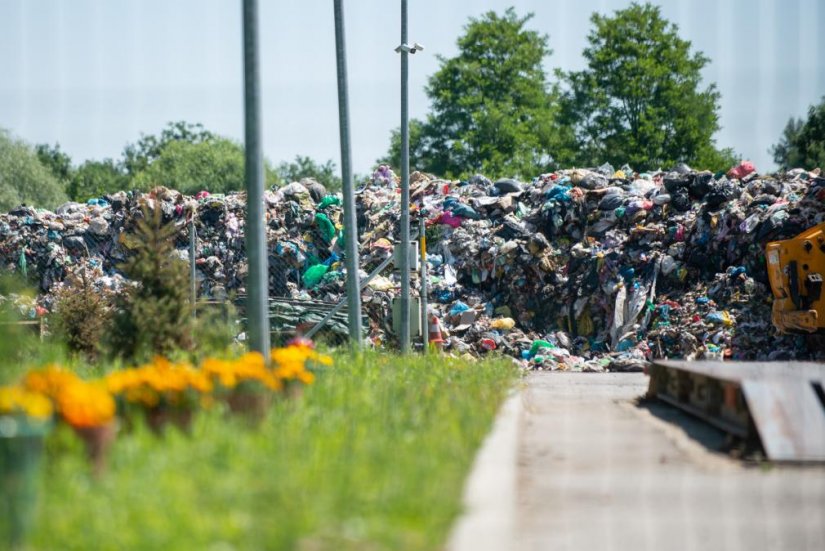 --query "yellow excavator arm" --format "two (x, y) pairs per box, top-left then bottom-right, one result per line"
(766, 221), (825, 333)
